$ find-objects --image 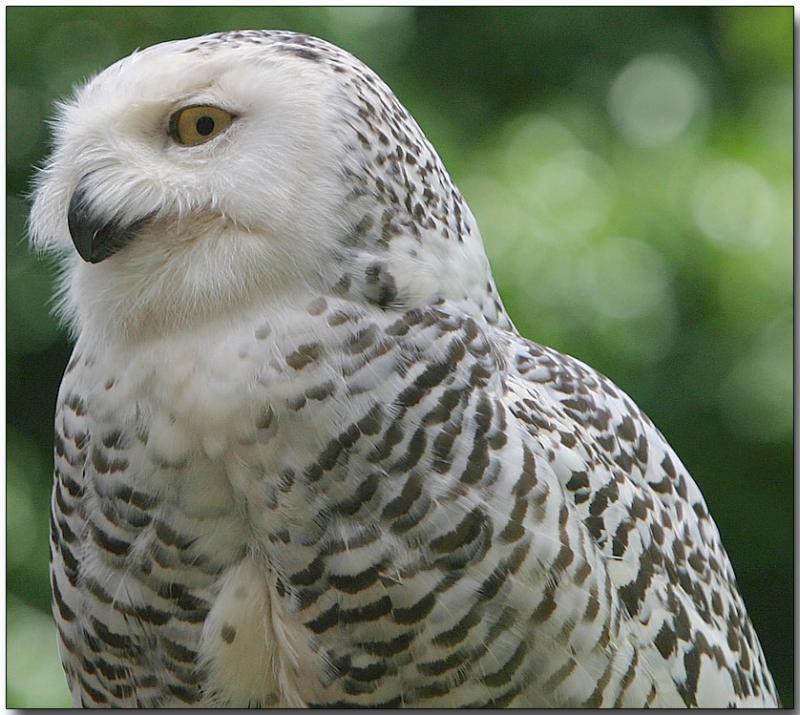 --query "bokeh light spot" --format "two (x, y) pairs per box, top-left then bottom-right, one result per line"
(692, 160), (776, 251)
(720, 315), (792, 443)
(527, 148), (614, 235)
(583, 236), (671, 321)
(461, 174), (525, 261)
(609, 53), (702, 148)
